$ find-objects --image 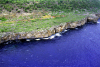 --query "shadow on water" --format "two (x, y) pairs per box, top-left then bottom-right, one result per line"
(0, 20), (99, 51)
(0, 22), (97, 49)
(0, 26), (86, 49)
(0, 19), (100, 67)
